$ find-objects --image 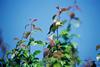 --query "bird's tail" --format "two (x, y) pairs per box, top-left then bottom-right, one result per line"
(48, 31), (50, 34)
